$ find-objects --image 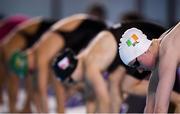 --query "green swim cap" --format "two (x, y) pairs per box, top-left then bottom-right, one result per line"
(9, 50), (28, 78)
